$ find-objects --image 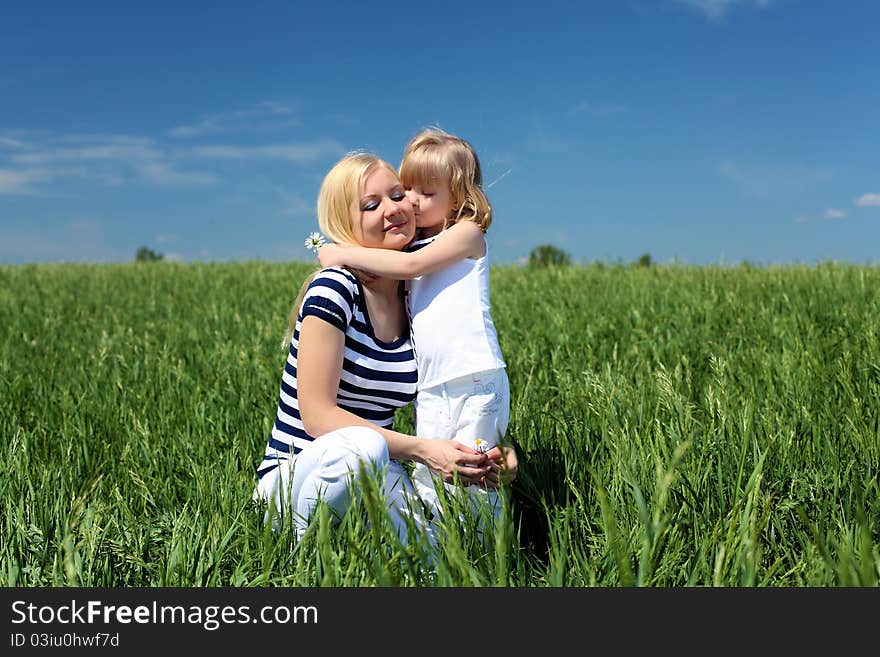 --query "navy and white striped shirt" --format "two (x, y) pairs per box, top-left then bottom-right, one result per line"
(257, 267), (418, 479)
